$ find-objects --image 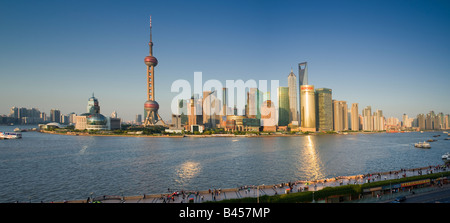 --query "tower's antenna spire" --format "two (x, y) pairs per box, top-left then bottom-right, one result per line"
(149, 15), (152, 43)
